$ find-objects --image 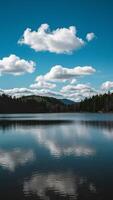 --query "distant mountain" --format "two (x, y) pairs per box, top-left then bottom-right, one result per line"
(60, 99), (75, 105)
